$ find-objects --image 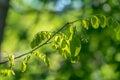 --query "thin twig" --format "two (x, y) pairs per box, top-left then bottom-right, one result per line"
(0, 18), (81, 64)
